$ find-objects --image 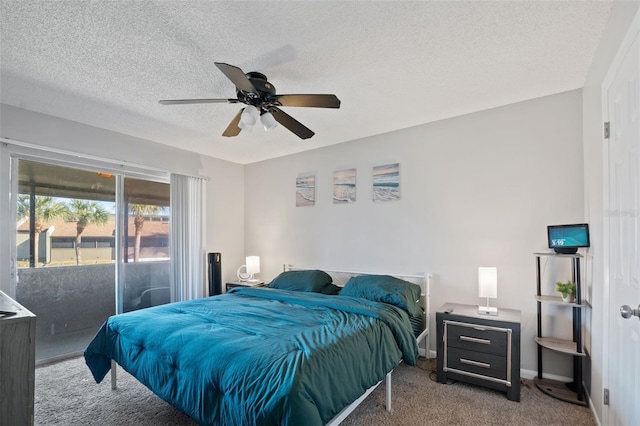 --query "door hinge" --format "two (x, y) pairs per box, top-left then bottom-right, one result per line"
(604, 388), (610, 405)
(604, 121), (610, 139)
